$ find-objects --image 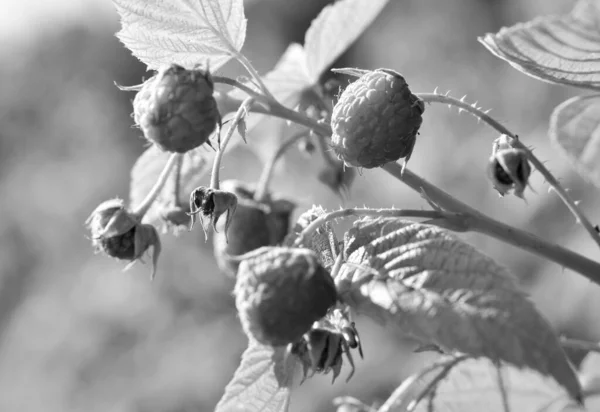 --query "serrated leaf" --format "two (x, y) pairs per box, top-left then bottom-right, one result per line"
(479, 0), (600, 90)
(304, 0), (389, 80)
(129, 145), (211, 231)
(403, 358), (583, 412)
(113, 0), (247, 70)
(340, 217), (582, 401)
(283, 205), (339, 270)
(215, 340), (296, 412)
(549, 94), (600, 189)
